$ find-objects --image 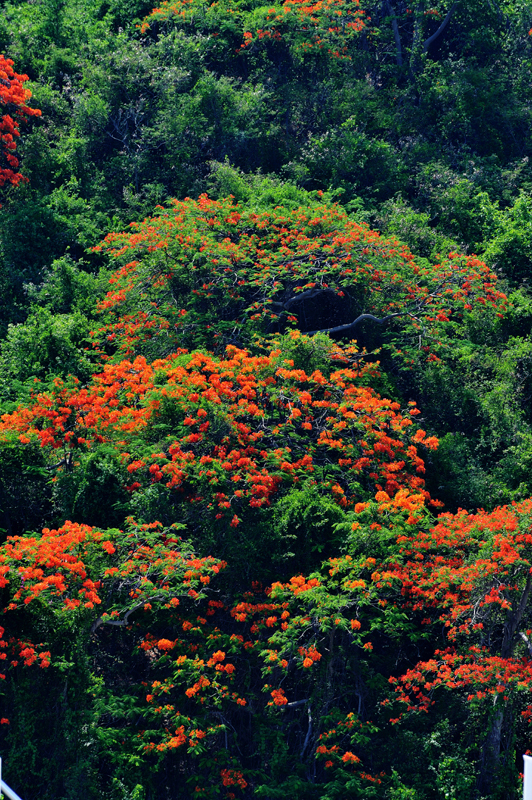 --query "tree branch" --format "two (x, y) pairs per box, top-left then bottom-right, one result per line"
(269, 287), (340, 311)
(283, 698), (309, 709)
(306, 311), (406, 337)
(46, 452), (73, 472)
(300, 704), (313, 757)
(519, 630), (532, 657)
(423, 2), (458, 51)
(501, 571), (532, 658)
(91, 596), (164, 634)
